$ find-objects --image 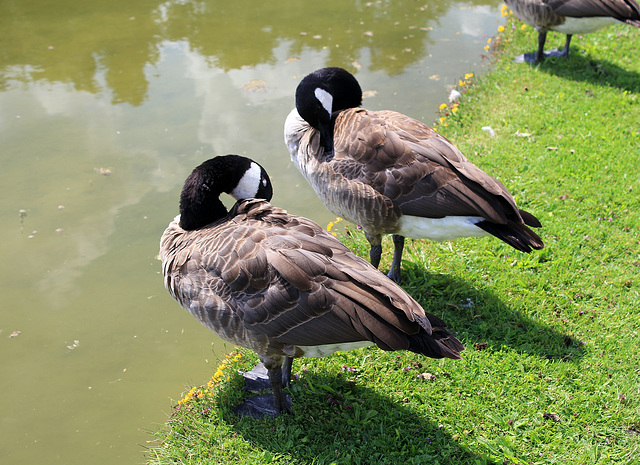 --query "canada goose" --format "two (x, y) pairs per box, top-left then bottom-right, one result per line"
(504, 0), (640, 62)
(284, 67), (544, 284)
(160, 155), (465, 417)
